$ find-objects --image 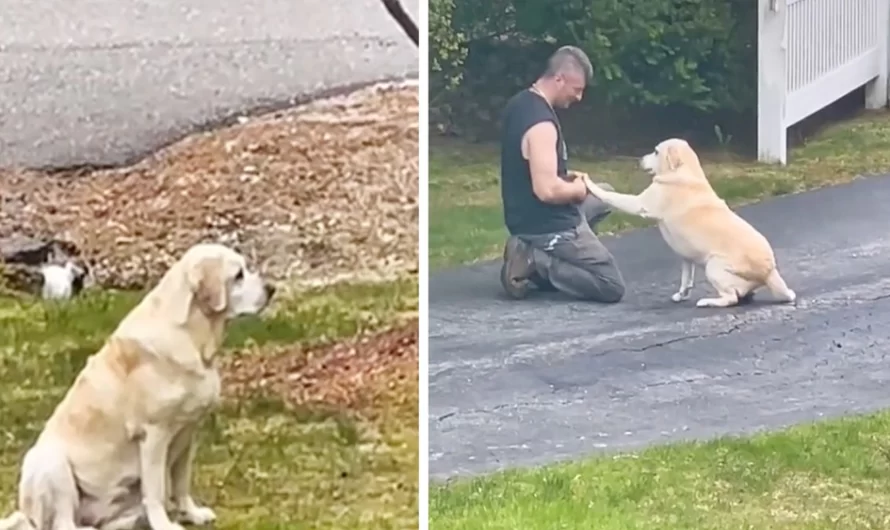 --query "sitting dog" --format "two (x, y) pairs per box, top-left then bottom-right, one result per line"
(0, 242), (276, 530)
(583, 138), (796, 308)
